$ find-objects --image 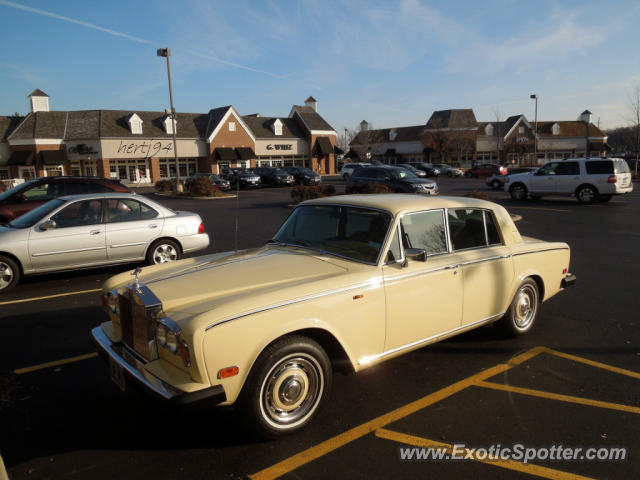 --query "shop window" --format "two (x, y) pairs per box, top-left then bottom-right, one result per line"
(0, 169), (9, 180)
(45, 166), (63, 177)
